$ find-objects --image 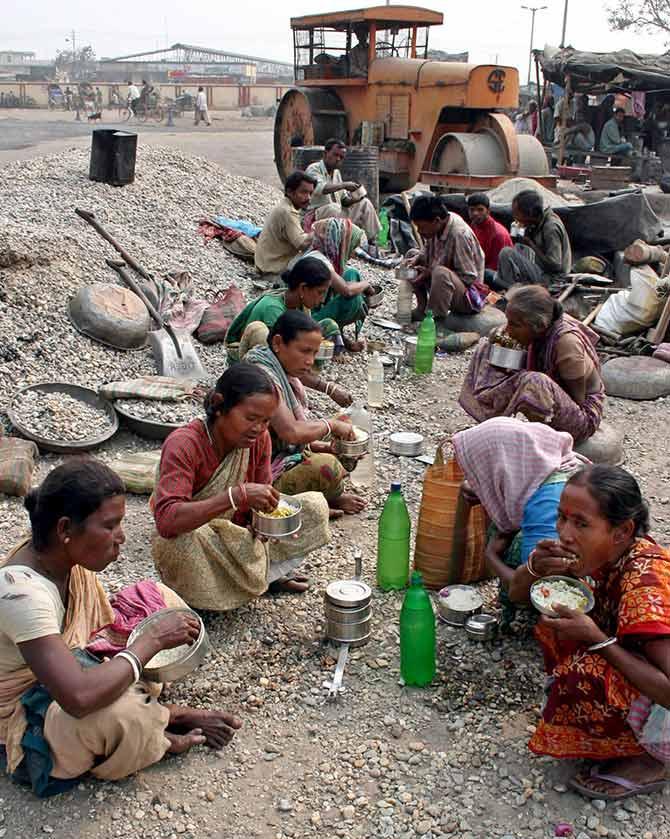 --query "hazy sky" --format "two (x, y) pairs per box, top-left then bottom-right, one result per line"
(4, 0), (669, 74)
